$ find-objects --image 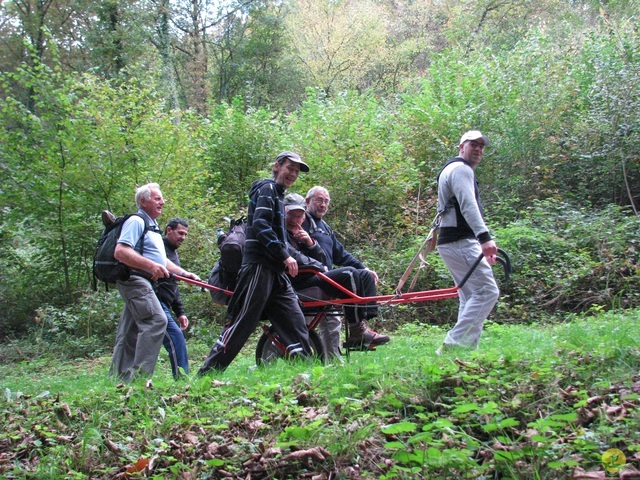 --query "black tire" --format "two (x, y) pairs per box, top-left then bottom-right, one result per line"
(255, 327), (324, 366)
